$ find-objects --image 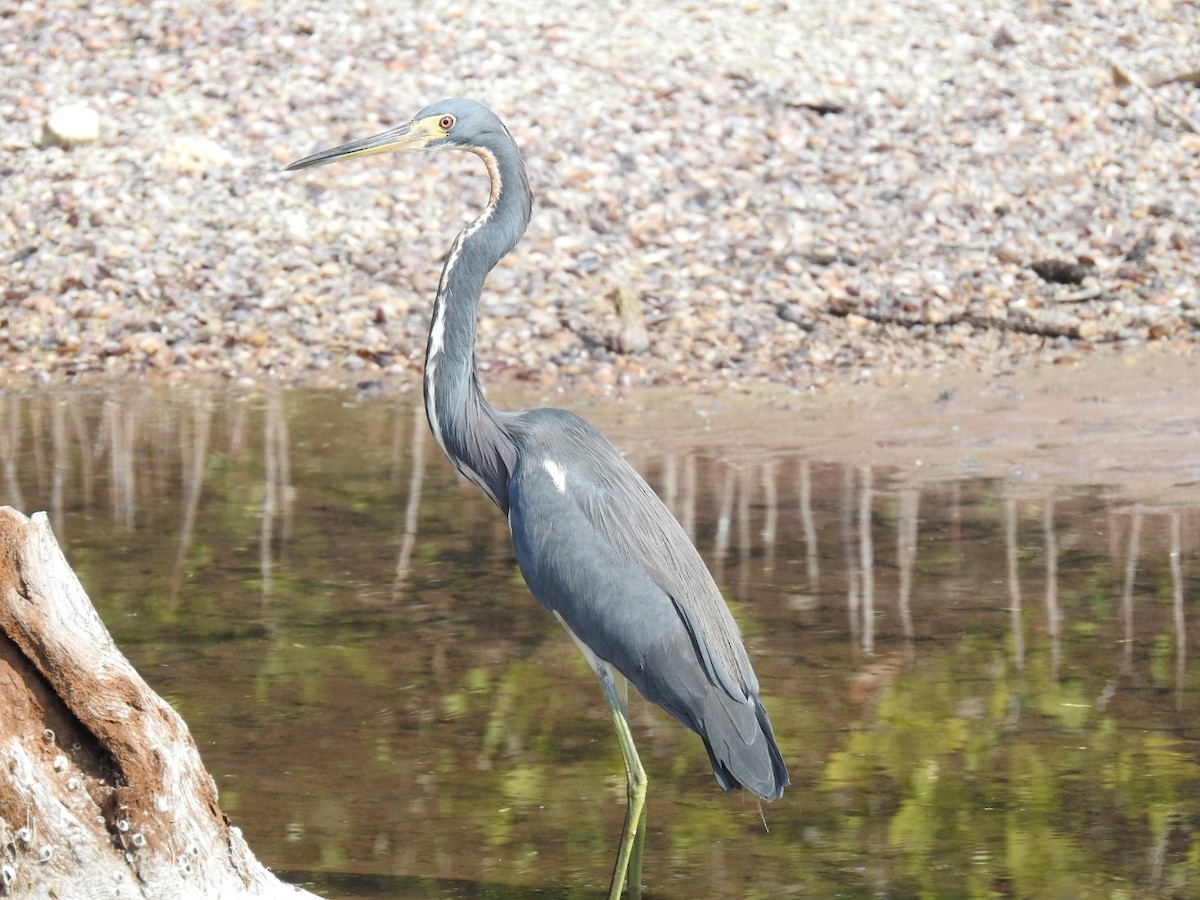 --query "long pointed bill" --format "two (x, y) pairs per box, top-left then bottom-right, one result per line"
(284, 117), (441, 171)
